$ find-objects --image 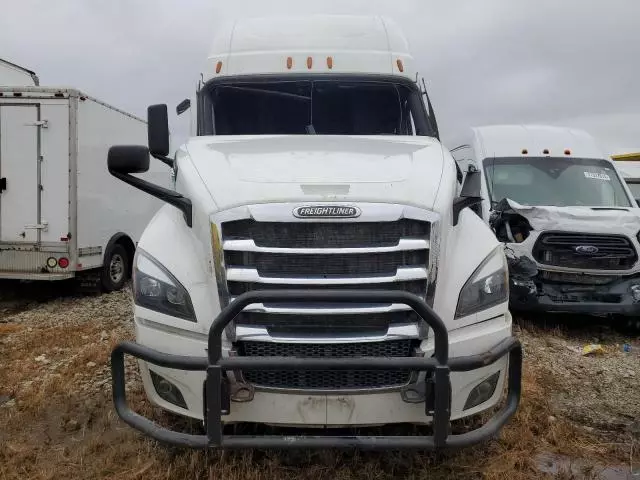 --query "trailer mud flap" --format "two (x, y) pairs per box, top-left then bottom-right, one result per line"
(111, 290), (522, 449)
